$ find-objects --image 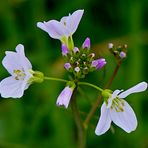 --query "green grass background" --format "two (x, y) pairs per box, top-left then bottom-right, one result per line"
(0, 0), (148, 147)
